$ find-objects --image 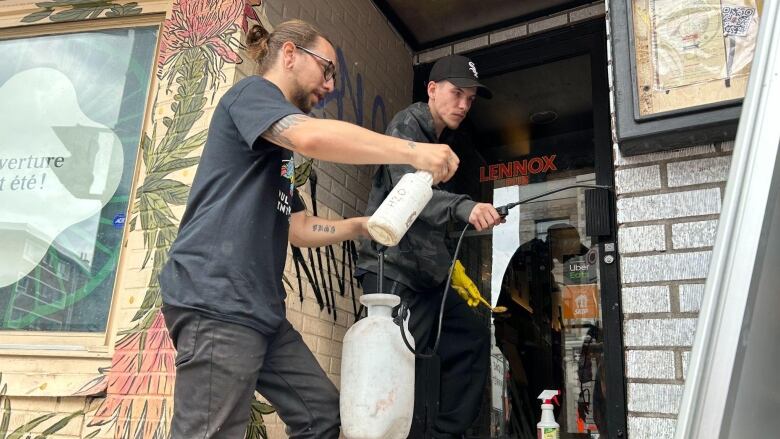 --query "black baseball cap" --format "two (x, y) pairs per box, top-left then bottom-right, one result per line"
(428, 55), (492, 99)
